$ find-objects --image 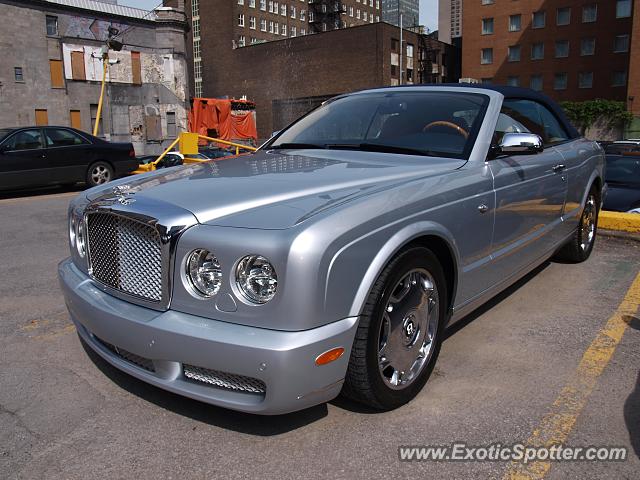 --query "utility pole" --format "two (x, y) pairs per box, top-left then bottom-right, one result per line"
(399, 13), (403, 85)
(93, 26), (123, 136)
